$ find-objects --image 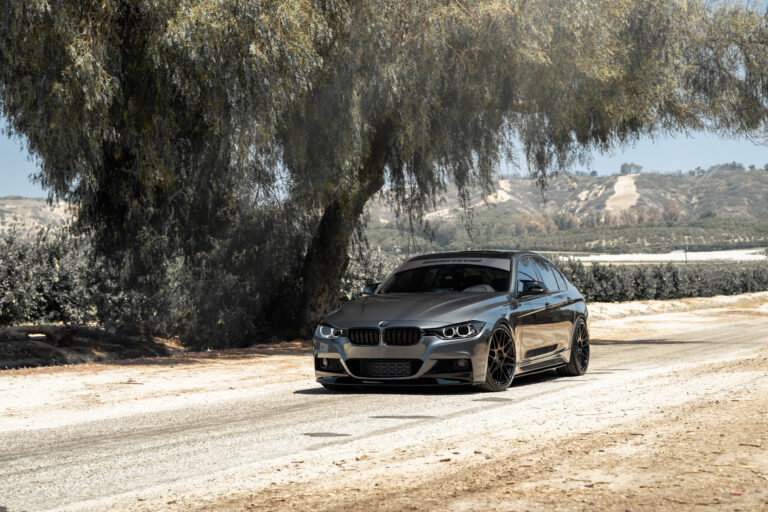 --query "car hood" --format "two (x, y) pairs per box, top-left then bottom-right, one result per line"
(324, 292), (508, 328)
